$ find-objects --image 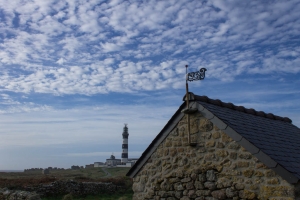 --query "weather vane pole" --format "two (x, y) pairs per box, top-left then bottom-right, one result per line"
(184, 65), (207, 145)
